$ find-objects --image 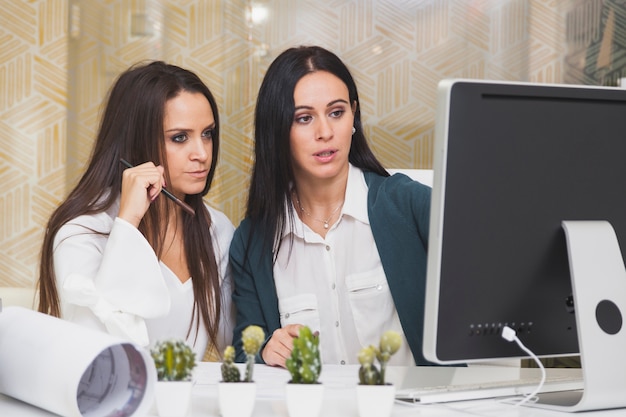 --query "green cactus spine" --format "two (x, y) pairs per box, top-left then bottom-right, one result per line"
(357, 330), (401, 385)
(151, 339), (197, 382)
(357, 345), (381, 385)
(242, 325), (265, 383)
(286, 326), (322, 384)
(220, 346), (241, 382)
(220, 325), (265, 383)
